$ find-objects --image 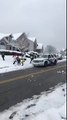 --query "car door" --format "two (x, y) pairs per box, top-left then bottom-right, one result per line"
(48, 55), (53, 64)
